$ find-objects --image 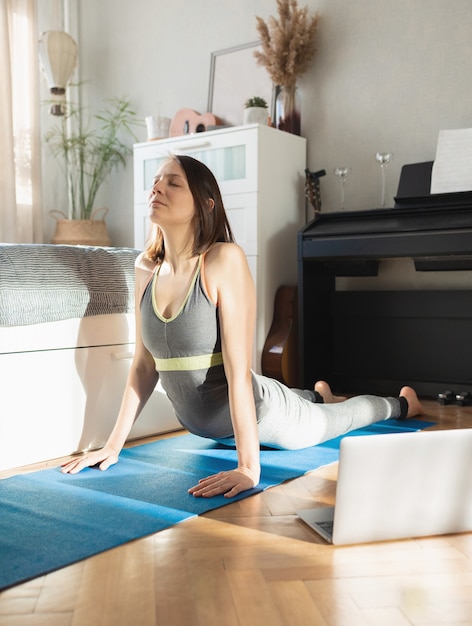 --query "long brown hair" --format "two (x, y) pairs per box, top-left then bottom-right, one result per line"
(144, 154), (235, 262)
